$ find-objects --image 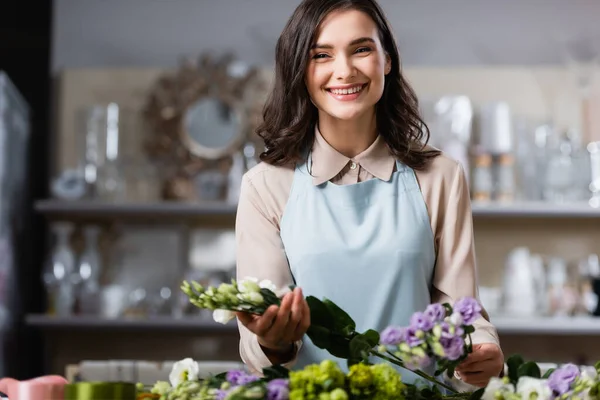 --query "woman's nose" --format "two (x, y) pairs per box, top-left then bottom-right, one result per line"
(334, 56), (356, 80)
